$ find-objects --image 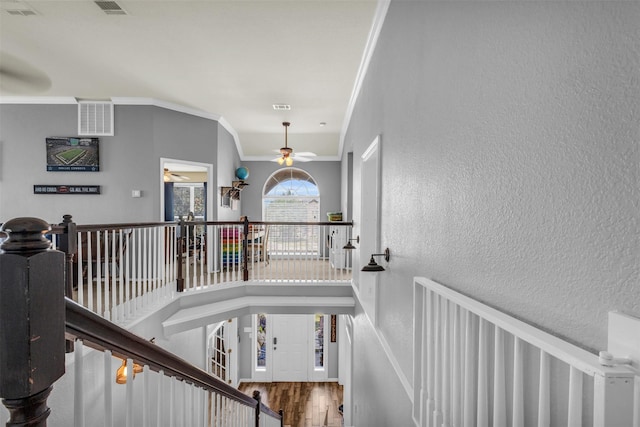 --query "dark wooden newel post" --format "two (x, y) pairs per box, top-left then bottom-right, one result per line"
(0, 218), (66, 426)
(57, 214), (76, 299)
(242, 217), (249, 282)
(57, 215), (76, 353)
(176, 218), (185, 292)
